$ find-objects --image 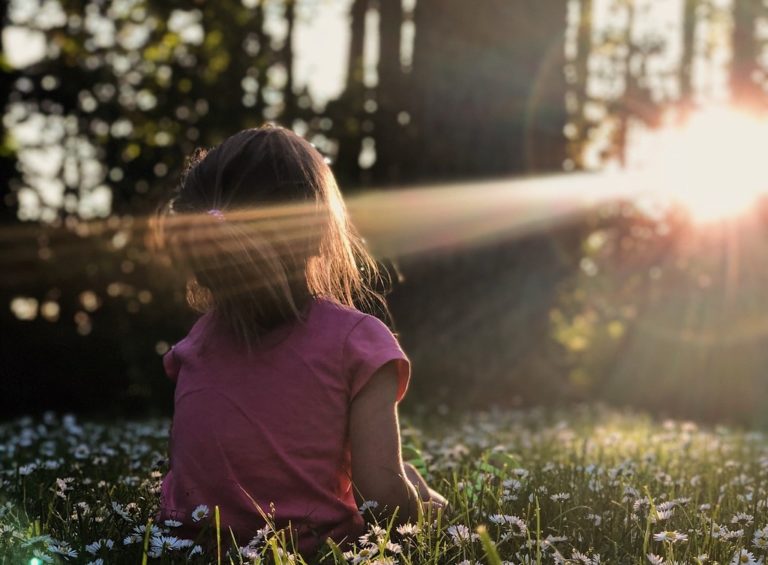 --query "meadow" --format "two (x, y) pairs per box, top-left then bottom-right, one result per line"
(2, 405), (768, 565)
